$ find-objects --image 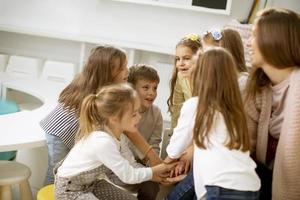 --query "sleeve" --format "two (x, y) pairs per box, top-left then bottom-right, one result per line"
(120, 135), (144, 168)
(96, 136), (152, 184)
(171, 76), (185, 129)
(272, 76), (300, 199)
(244, 96), (259, 154)
(148, 107), (163, 156)
(167, 98), (196, 159)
